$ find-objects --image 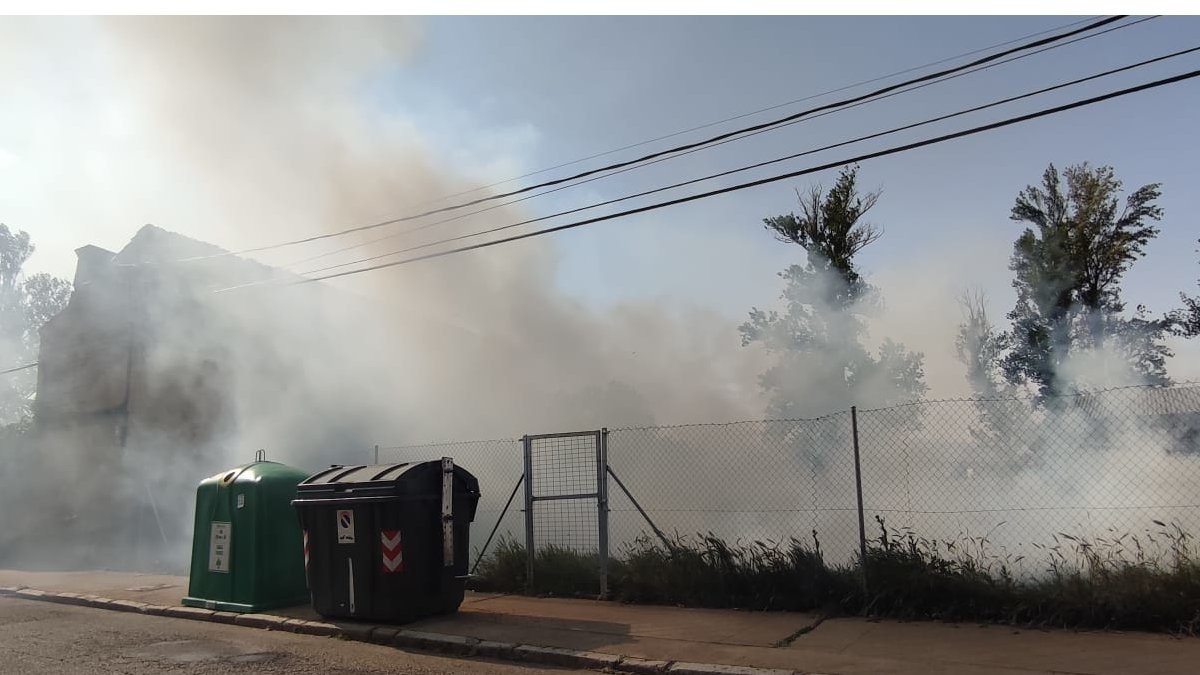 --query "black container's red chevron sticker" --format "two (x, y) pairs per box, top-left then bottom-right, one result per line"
(381, 530), (403, 573)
